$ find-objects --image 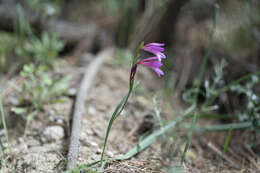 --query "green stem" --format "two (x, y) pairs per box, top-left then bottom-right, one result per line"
(185, 120), (259, 133)
(100, 87), (133, 164)
(181, 113), (198, 164)
(0, 91), (10, 153)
